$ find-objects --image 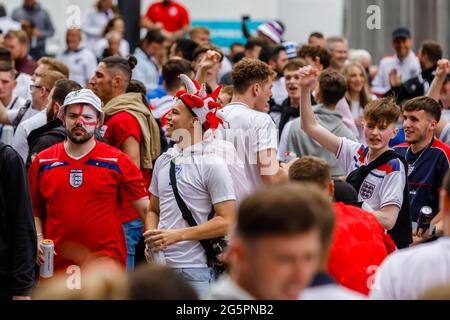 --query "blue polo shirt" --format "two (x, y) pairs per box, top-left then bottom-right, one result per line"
(394, 138), (450, 221)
